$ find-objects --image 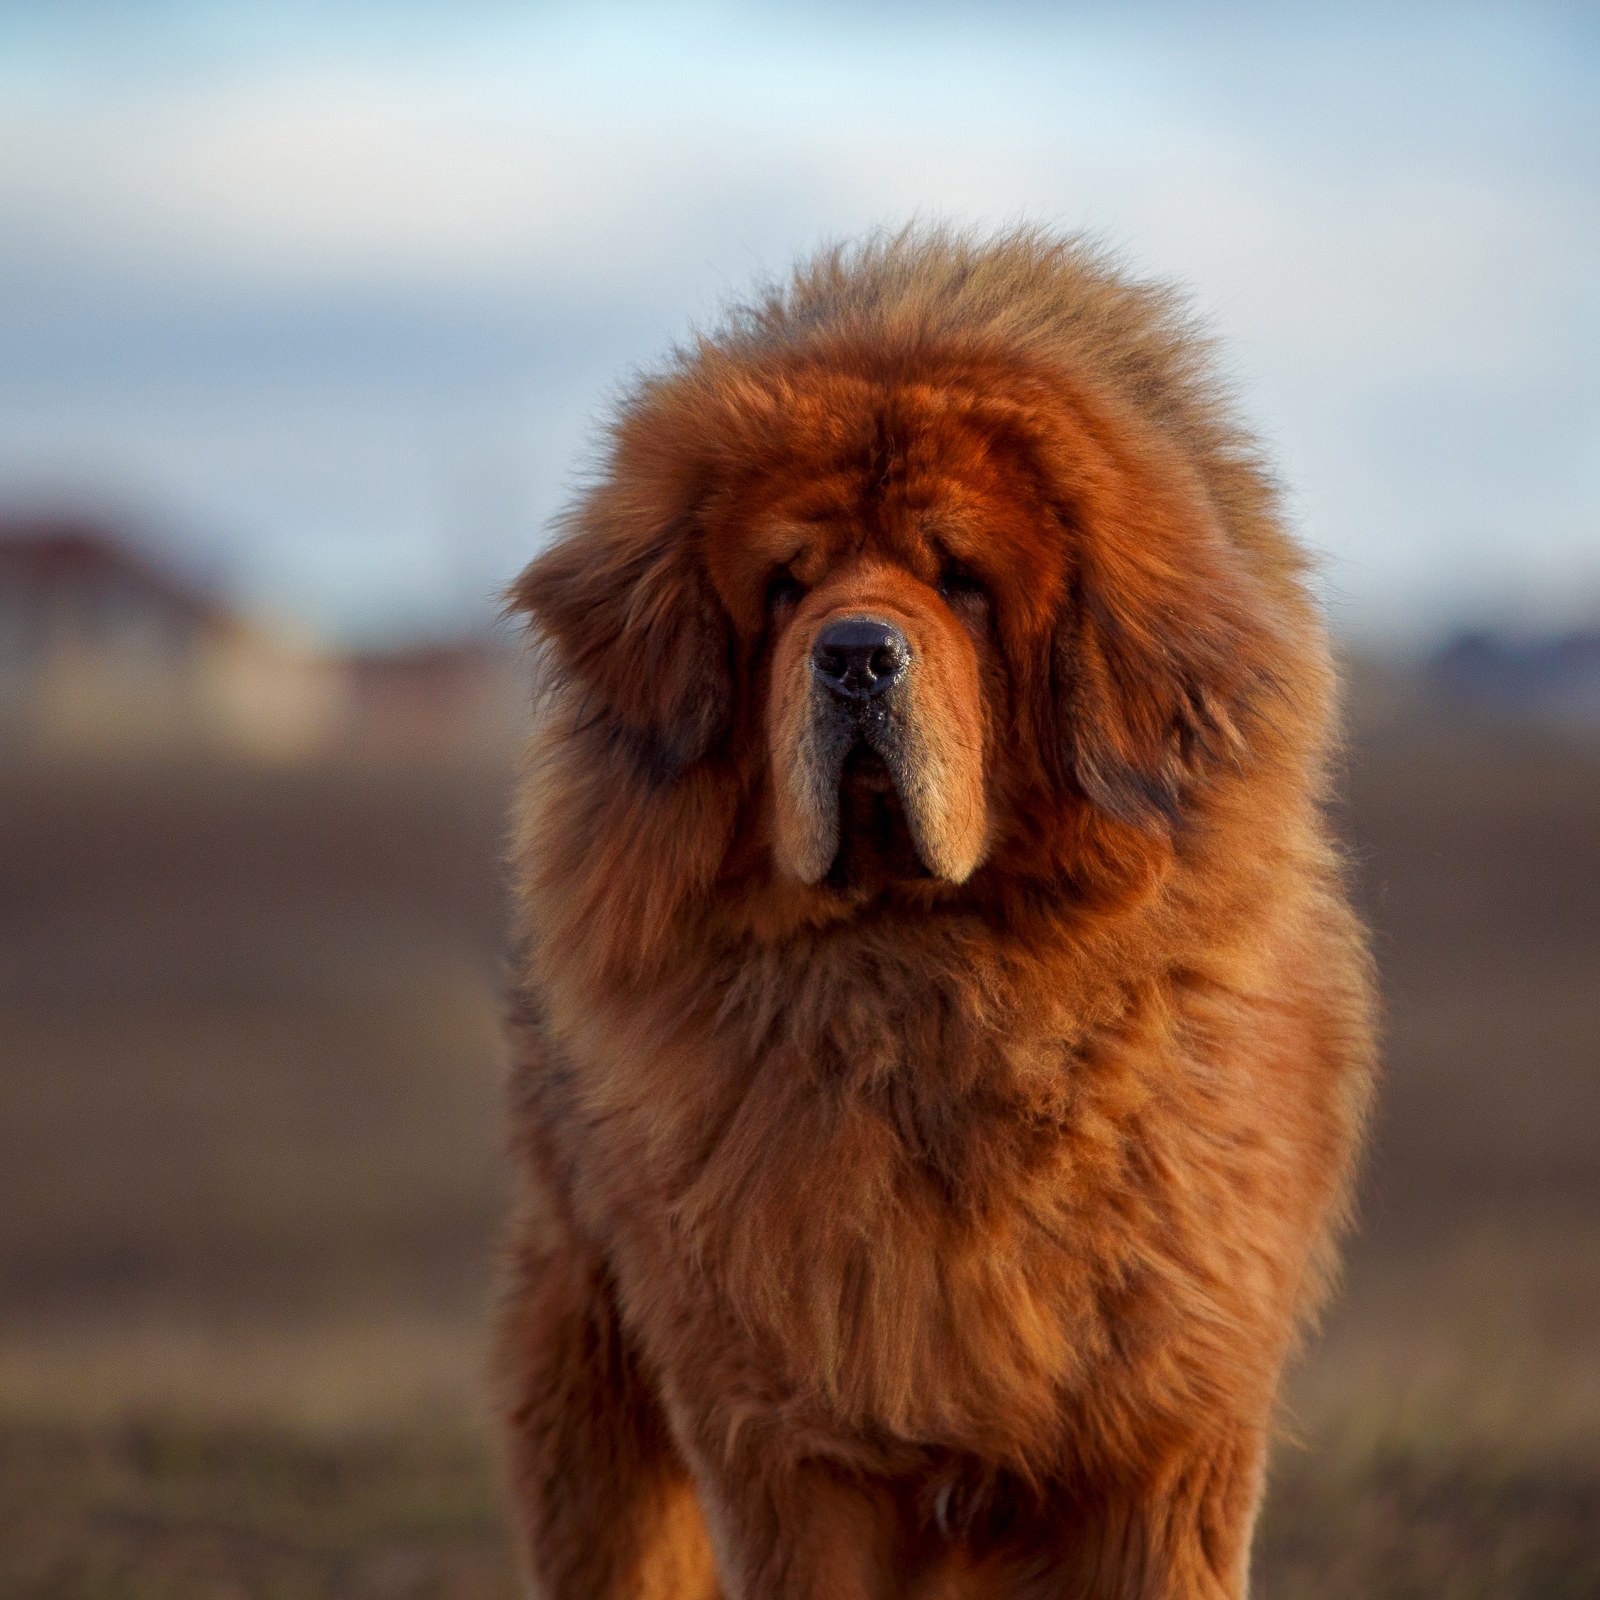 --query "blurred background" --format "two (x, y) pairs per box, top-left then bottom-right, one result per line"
(1, 3), (1596, 1595)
